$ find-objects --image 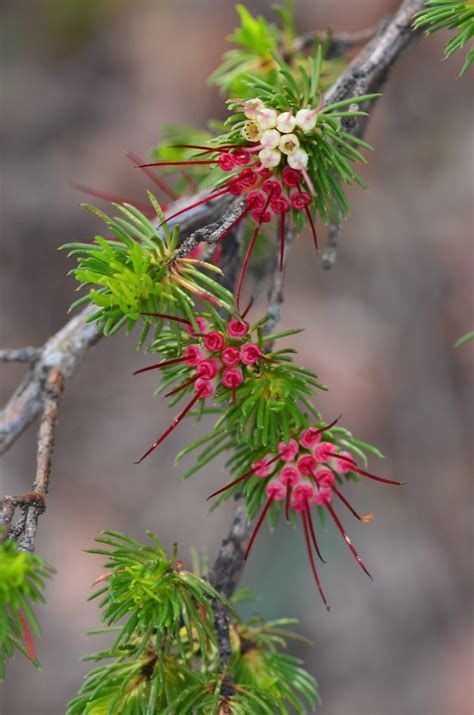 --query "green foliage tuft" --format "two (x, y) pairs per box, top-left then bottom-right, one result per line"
(0, 540), (52, 678)
(67, 531), (319, 714)
(414, 1), (474, 75)
(62, 195), (234, 346)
